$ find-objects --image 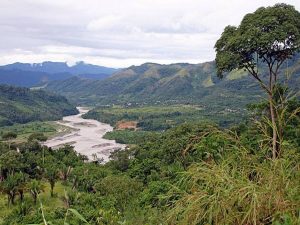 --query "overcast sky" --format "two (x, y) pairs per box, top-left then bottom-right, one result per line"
(1, 0), (300, 68)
